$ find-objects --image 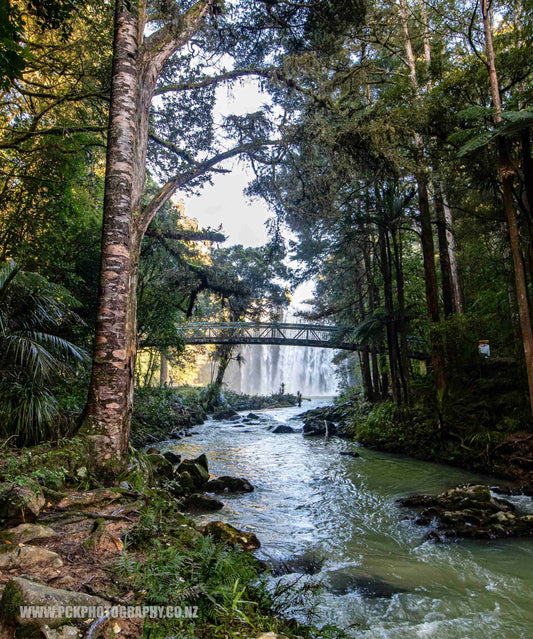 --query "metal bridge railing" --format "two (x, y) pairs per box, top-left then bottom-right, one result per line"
(176, 322), (359, 351)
